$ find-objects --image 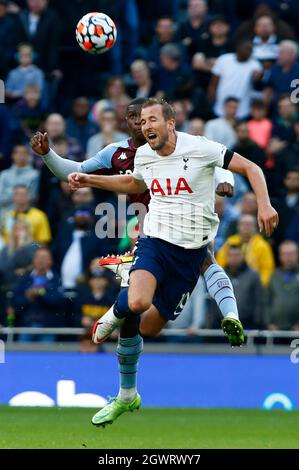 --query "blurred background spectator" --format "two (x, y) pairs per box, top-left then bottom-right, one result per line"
(11, 246), (65, 341)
